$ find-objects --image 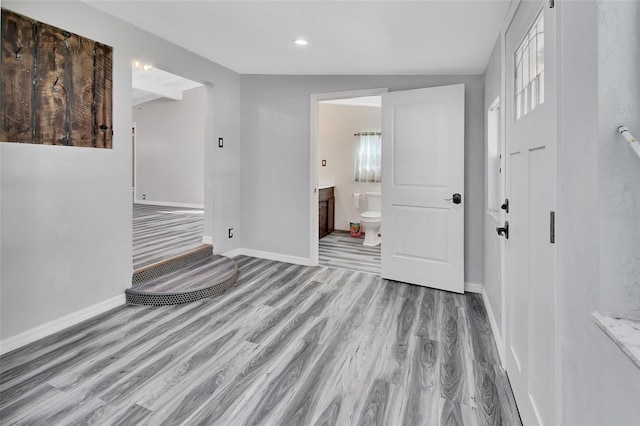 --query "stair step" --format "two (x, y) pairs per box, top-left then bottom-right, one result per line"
(132, 244), (213, 286)
(126, 254), (238, 306)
